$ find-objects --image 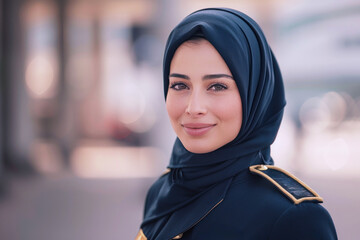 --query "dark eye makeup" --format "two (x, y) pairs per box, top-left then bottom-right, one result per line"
(169, 82), (189, 91)
(208, 83), (228, 91)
